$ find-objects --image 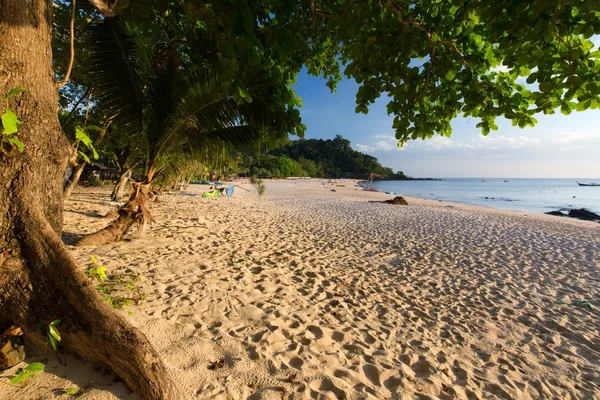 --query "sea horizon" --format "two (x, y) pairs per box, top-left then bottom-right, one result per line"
(372, 177), (600, 215)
